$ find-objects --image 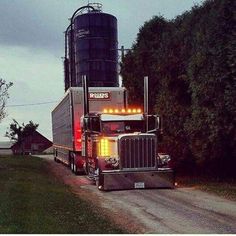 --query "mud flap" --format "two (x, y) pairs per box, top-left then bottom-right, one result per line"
(99, 169), (174, 191)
